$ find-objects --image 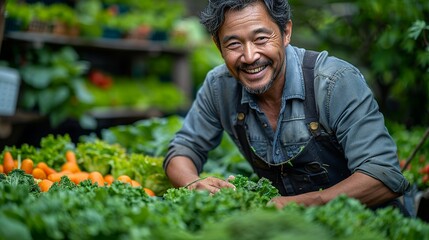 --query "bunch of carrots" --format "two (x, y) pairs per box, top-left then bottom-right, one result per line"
(0, 150), (155, 196)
